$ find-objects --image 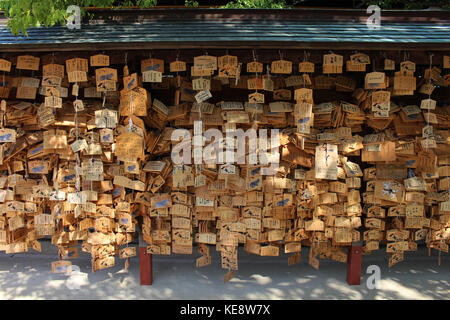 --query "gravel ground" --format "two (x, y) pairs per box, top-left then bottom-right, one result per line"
(0, 241), (448, 300)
